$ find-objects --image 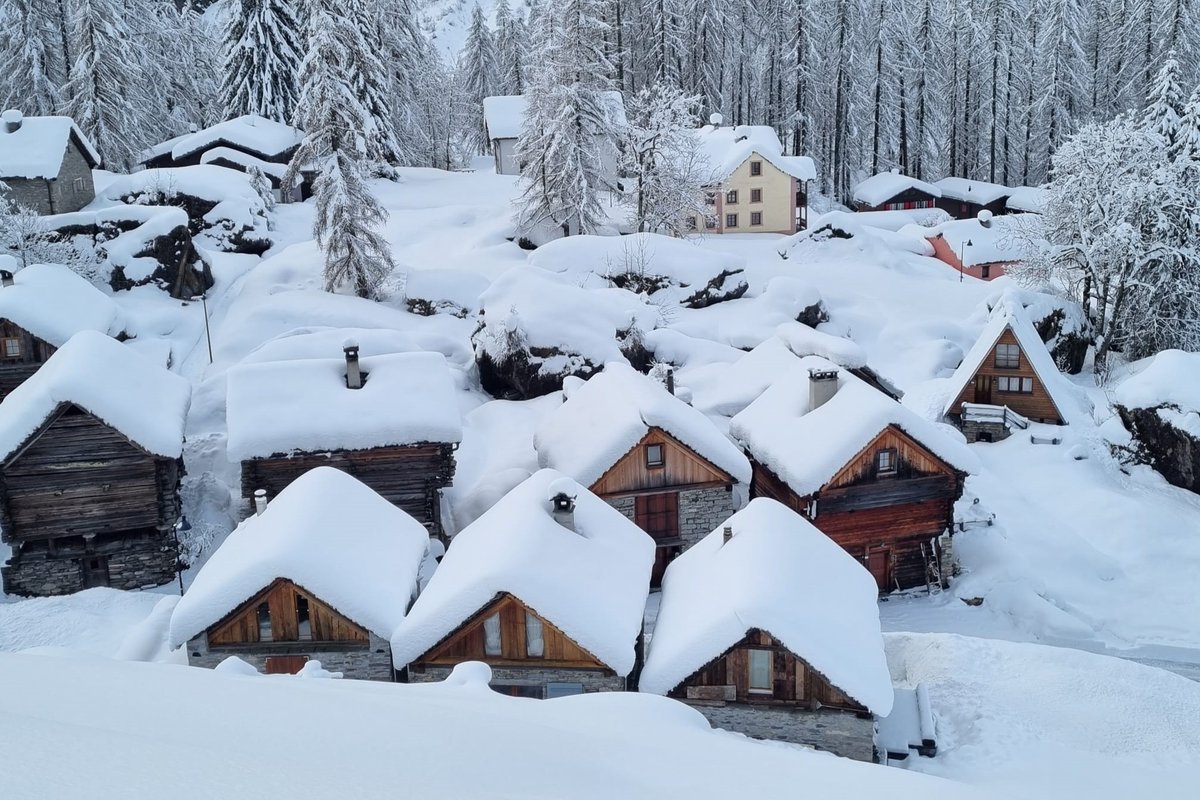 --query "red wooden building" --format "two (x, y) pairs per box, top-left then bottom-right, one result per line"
(852, 172), (942, 212)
